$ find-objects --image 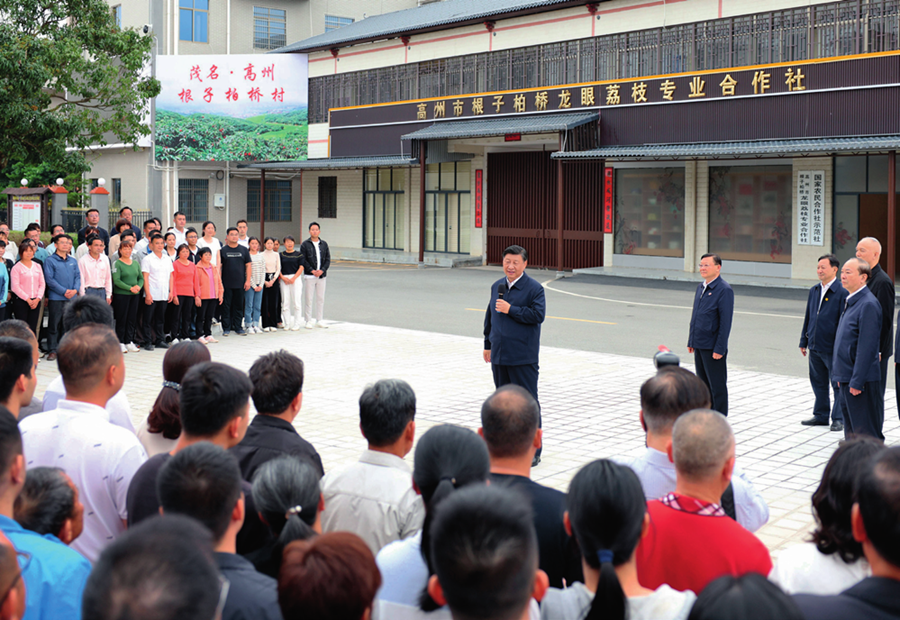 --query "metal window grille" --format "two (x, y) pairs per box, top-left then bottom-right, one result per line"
(253, 7), (286, 50)
(318, 177), (337, 219)
(247, 180), (292, 222)
(178, 179), (209, 222)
